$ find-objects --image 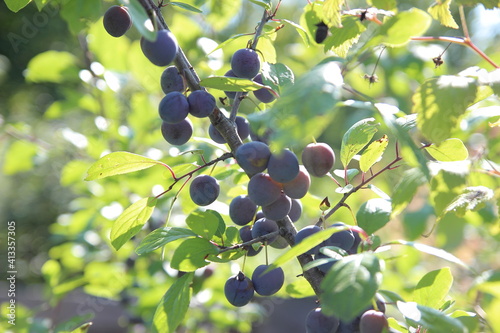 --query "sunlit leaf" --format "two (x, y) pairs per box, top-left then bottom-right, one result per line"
(424, 138), (469, 161)
(171, 238), (219, 271)
(359, 135), (389, 172)
(153, 273), (193, 333)
(321, 253), (383, 321)
(200, 76), (265, 92)
(413, 76), (478, 143)
(170, 2), (202, 13)
(357, 198), (392, 234)
(25, 51), (79, 83)
(340, 118), (379, 168)
(413, 267), (453, 309)
(324, 15), (367, 57)
(85, 152), (167, 181)
(368, 8), (432, 47)
(5, 0), (31, 12)
(428, 0), (459, 29)
(135, 227), (197, 255)
(444, 186), (494, 217)
(397, 301), (467, 332)
(110, 197), (157, 250)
